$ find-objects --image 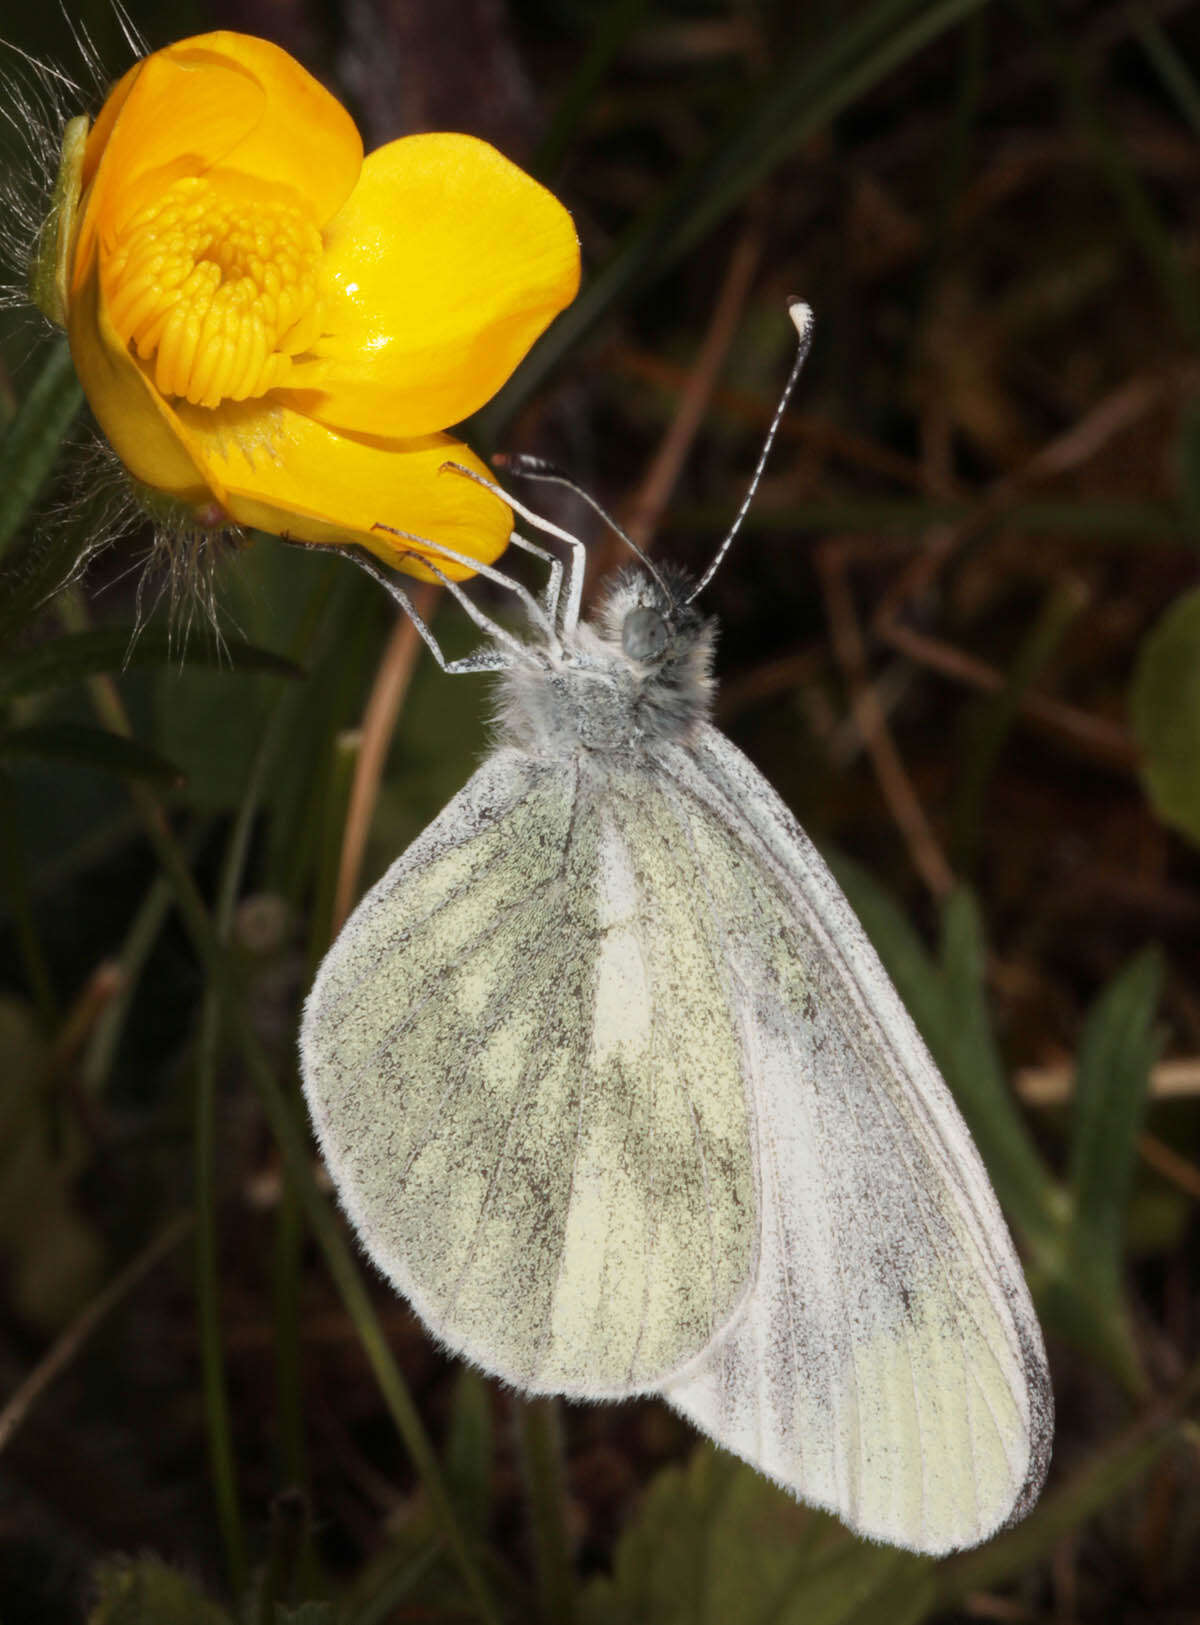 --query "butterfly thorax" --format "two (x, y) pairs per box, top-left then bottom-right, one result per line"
(495, 568), (717, 759)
